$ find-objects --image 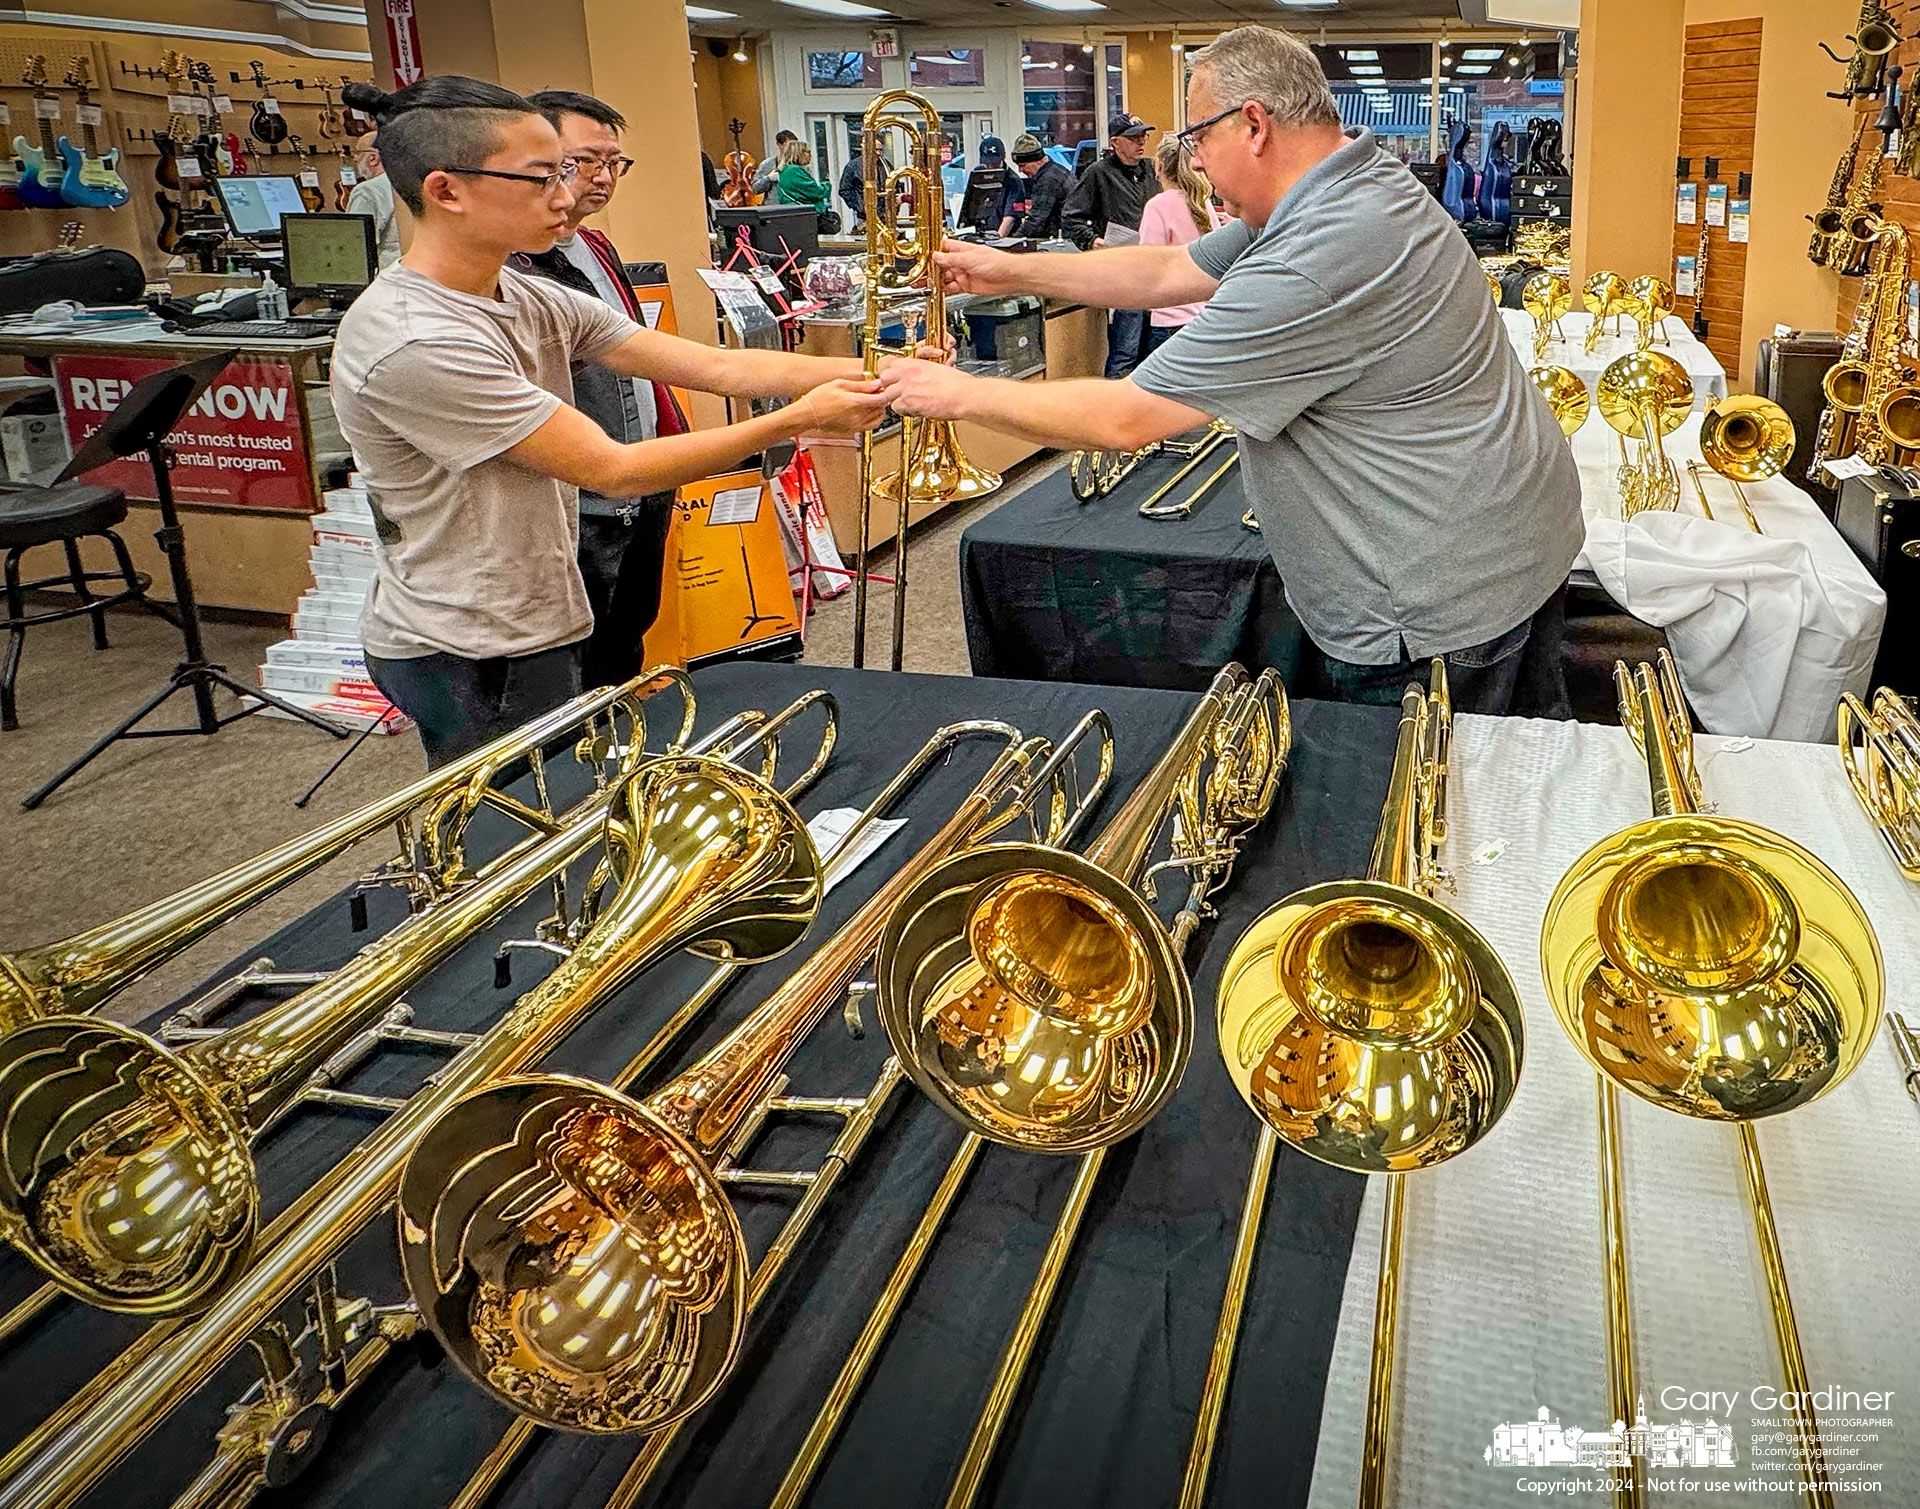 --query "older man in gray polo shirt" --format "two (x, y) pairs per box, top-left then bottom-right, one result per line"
(878, 24), (1584, 715)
